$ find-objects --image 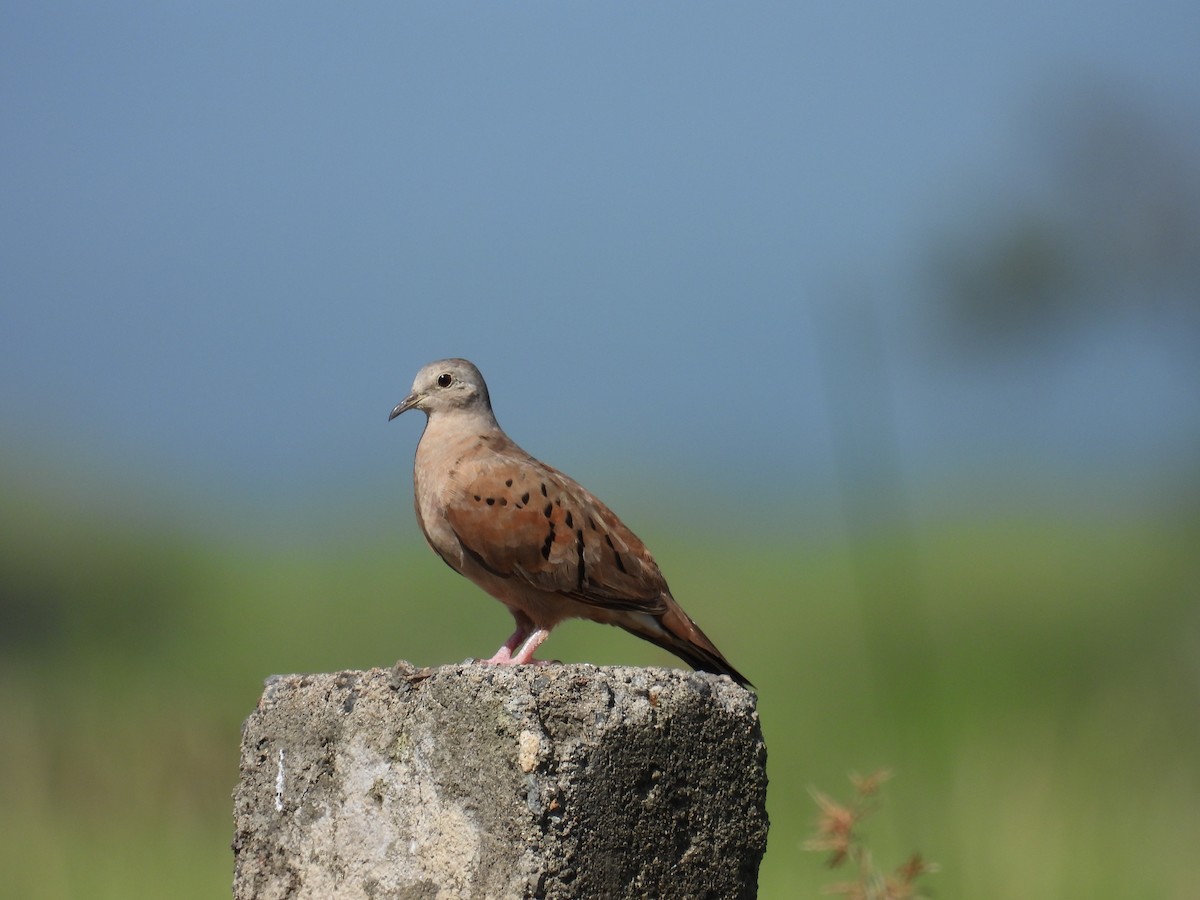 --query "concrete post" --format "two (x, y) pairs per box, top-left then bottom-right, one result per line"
(233, 662), (768, 899)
